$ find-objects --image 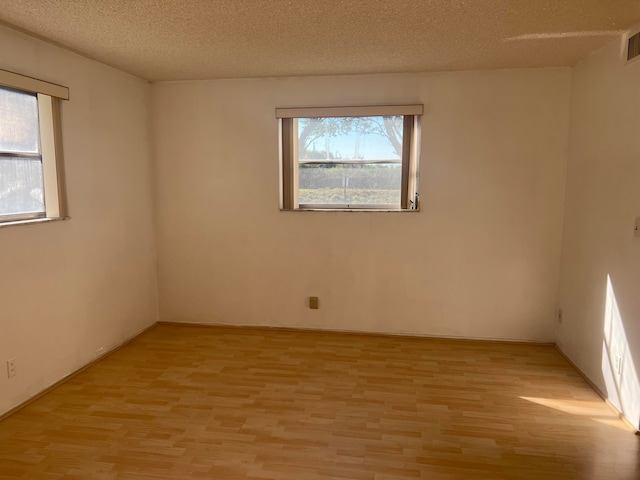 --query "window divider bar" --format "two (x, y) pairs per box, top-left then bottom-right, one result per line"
(0, 152), (41, 159)
(298, 160), (401, 165)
